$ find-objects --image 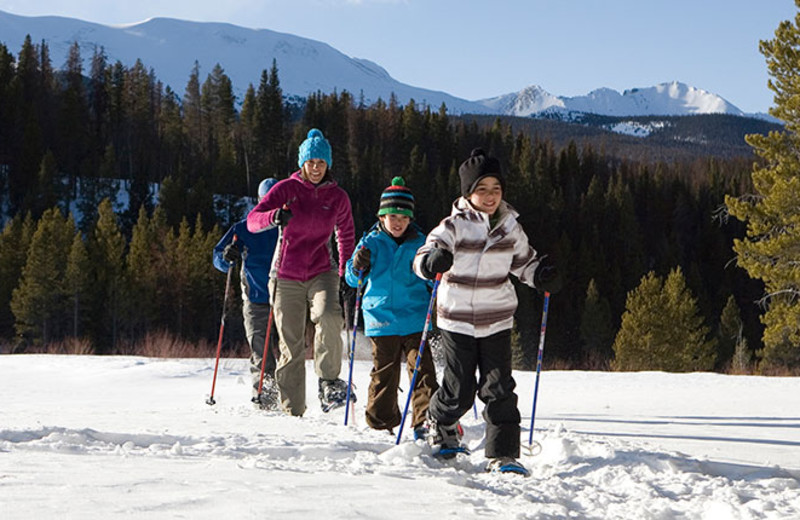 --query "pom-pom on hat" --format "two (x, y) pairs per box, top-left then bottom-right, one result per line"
(297, 128), (333, 169)
(257, 177), (278, 199)
(458, 148), (504, 197)
(378, 176), (415, 218)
